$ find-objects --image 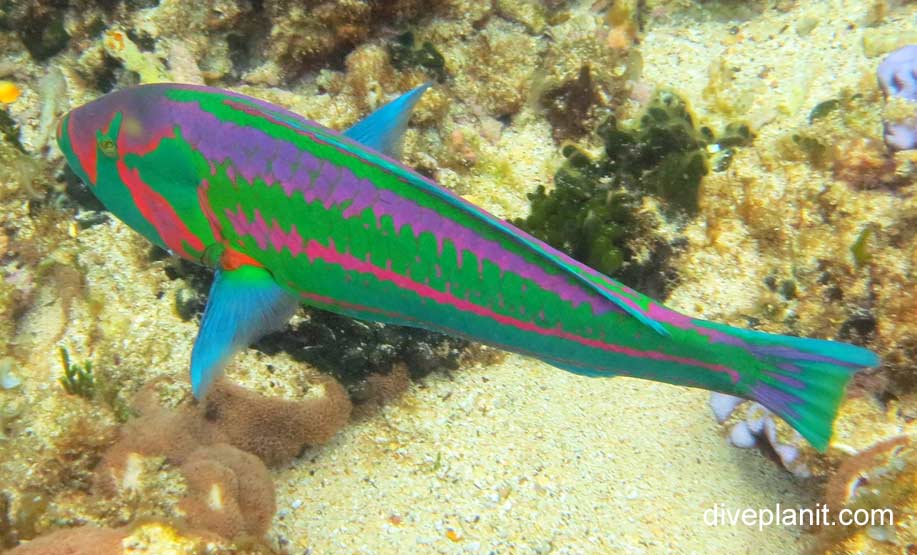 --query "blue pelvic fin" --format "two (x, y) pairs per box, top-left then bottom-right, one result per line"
(344, 83), (430, 158)
(190, 265), (300, 399)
